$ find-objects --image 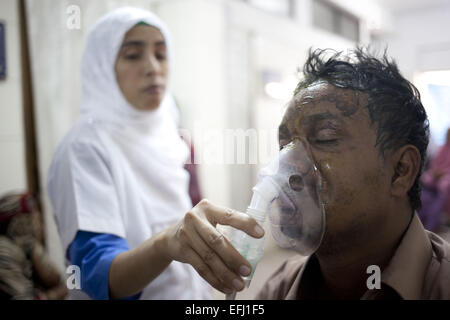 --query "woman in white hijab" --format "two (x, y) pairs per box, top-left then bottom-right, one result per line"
(46, 7), (264, 300)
